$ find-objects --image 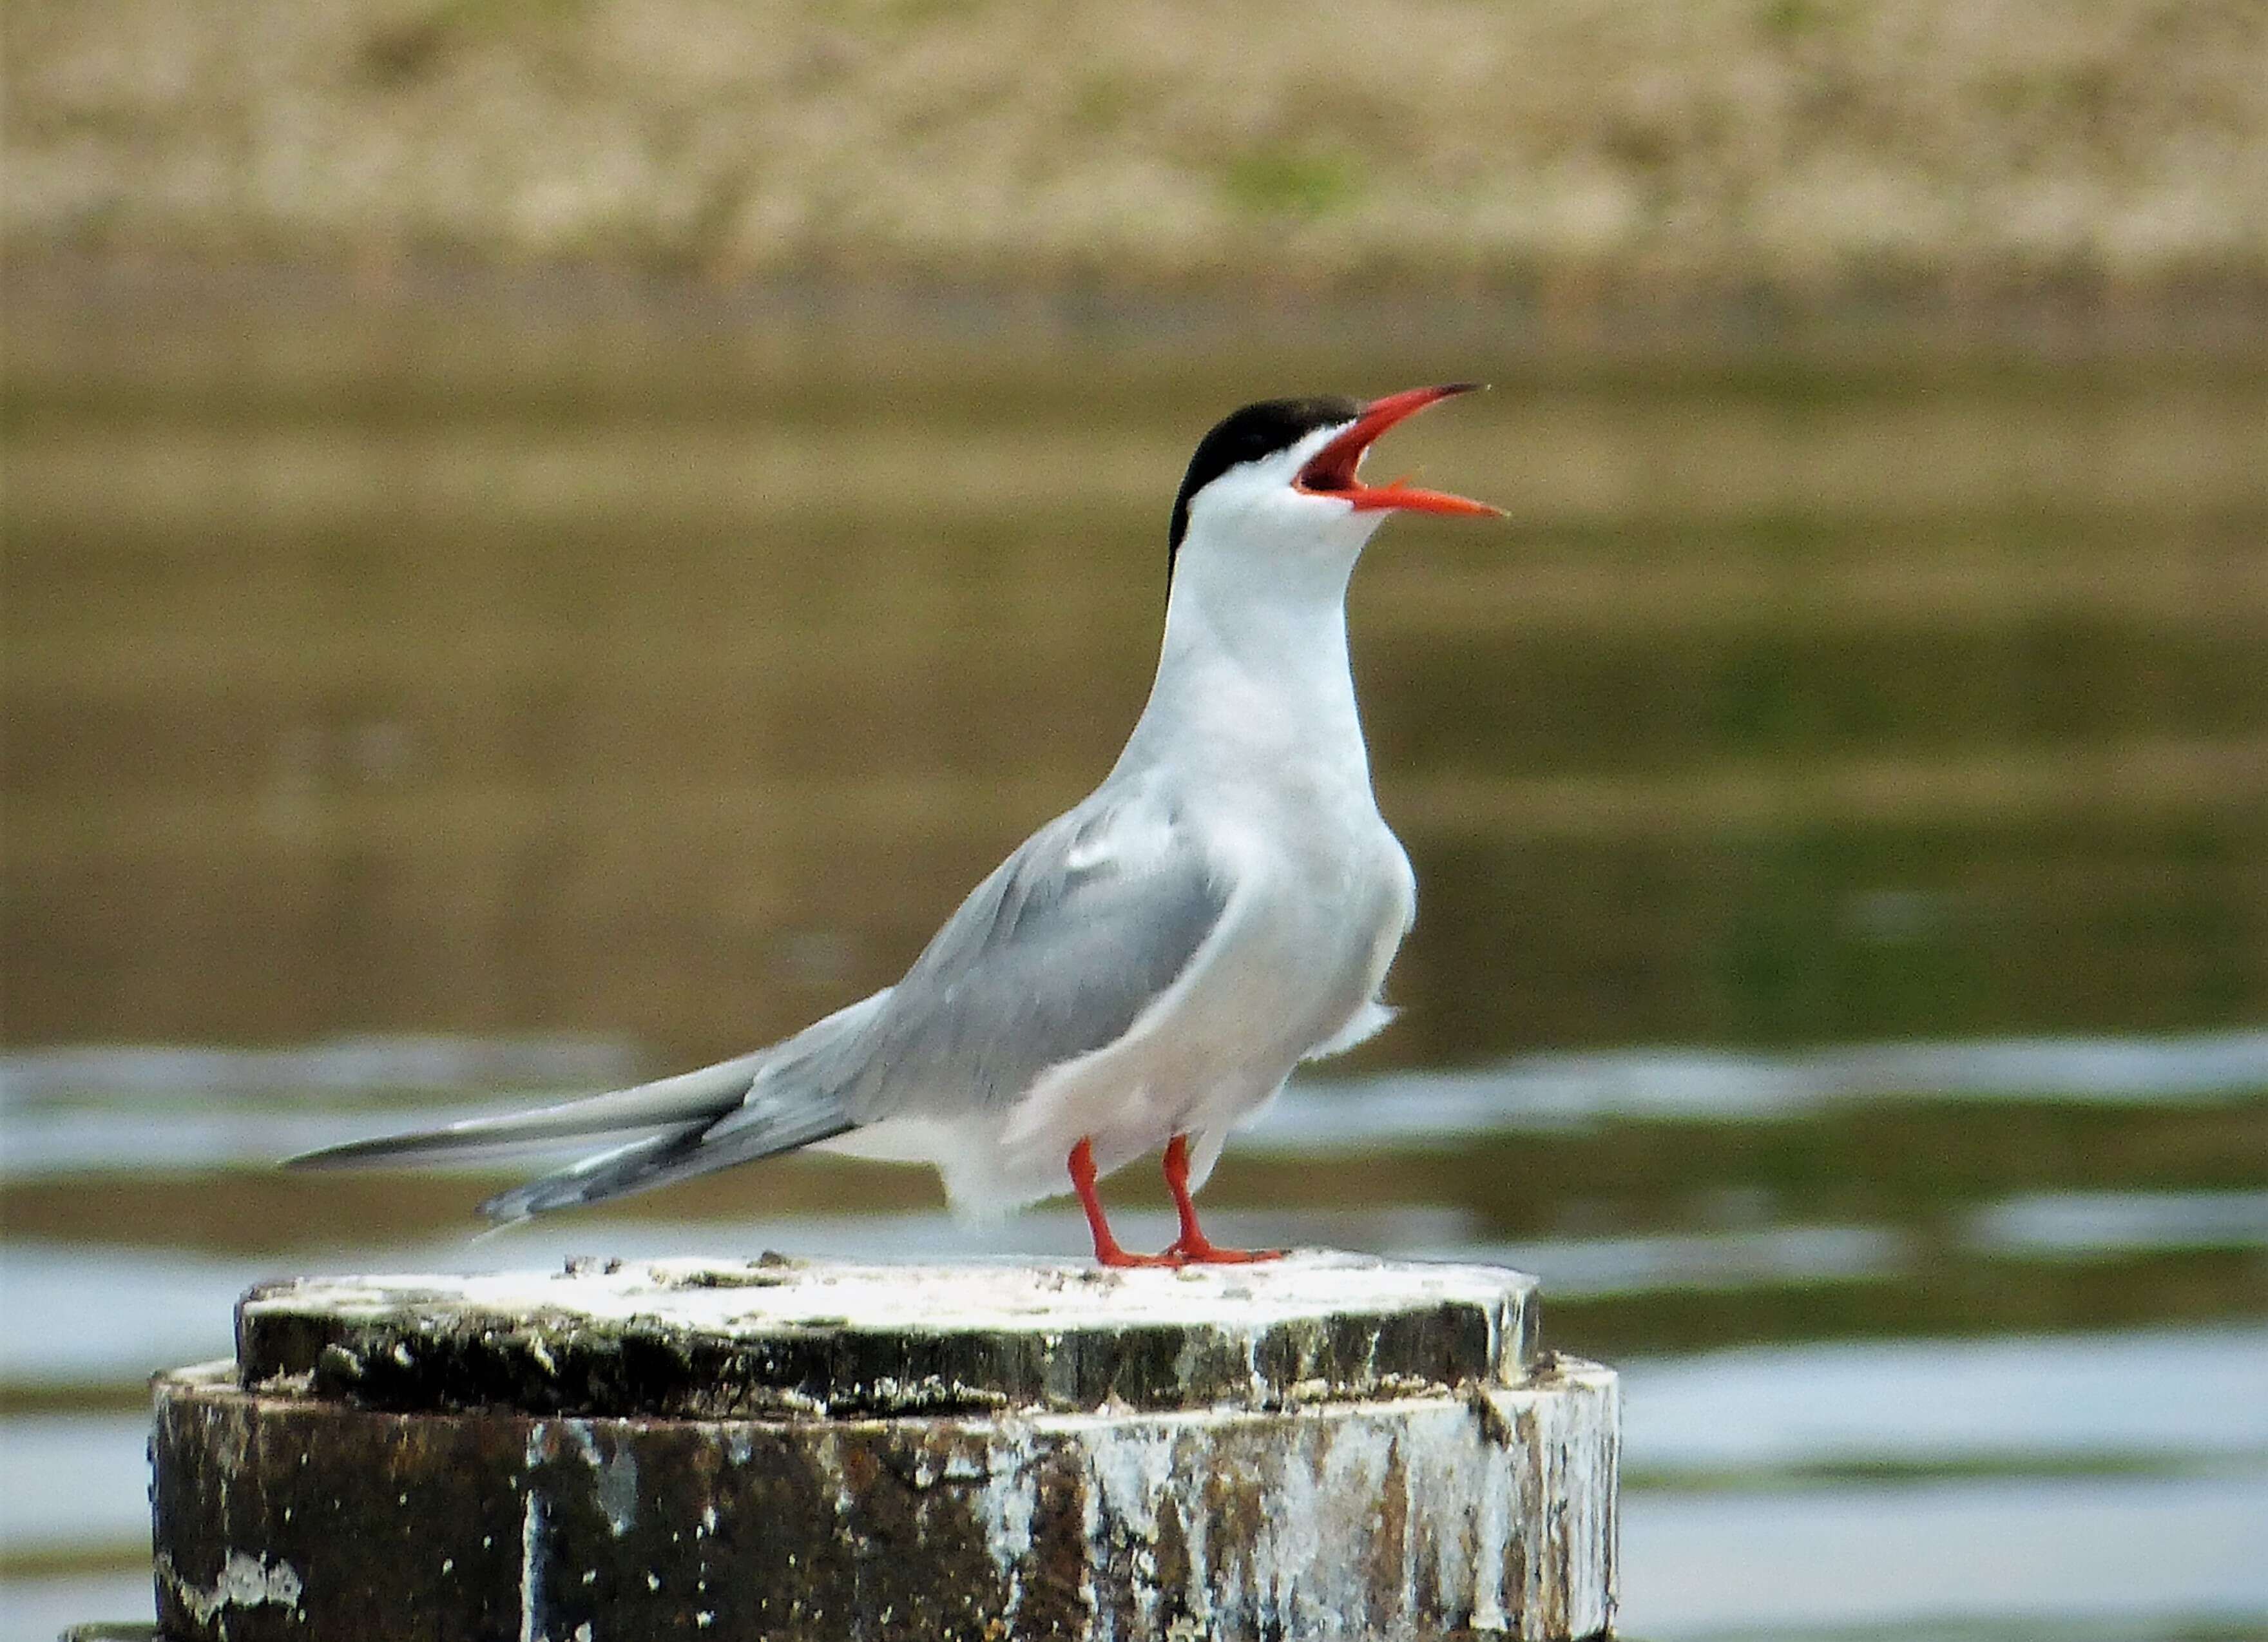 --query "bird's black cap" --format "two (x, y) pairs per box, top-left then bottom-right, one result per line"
(1168, 395), (1362, 575)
